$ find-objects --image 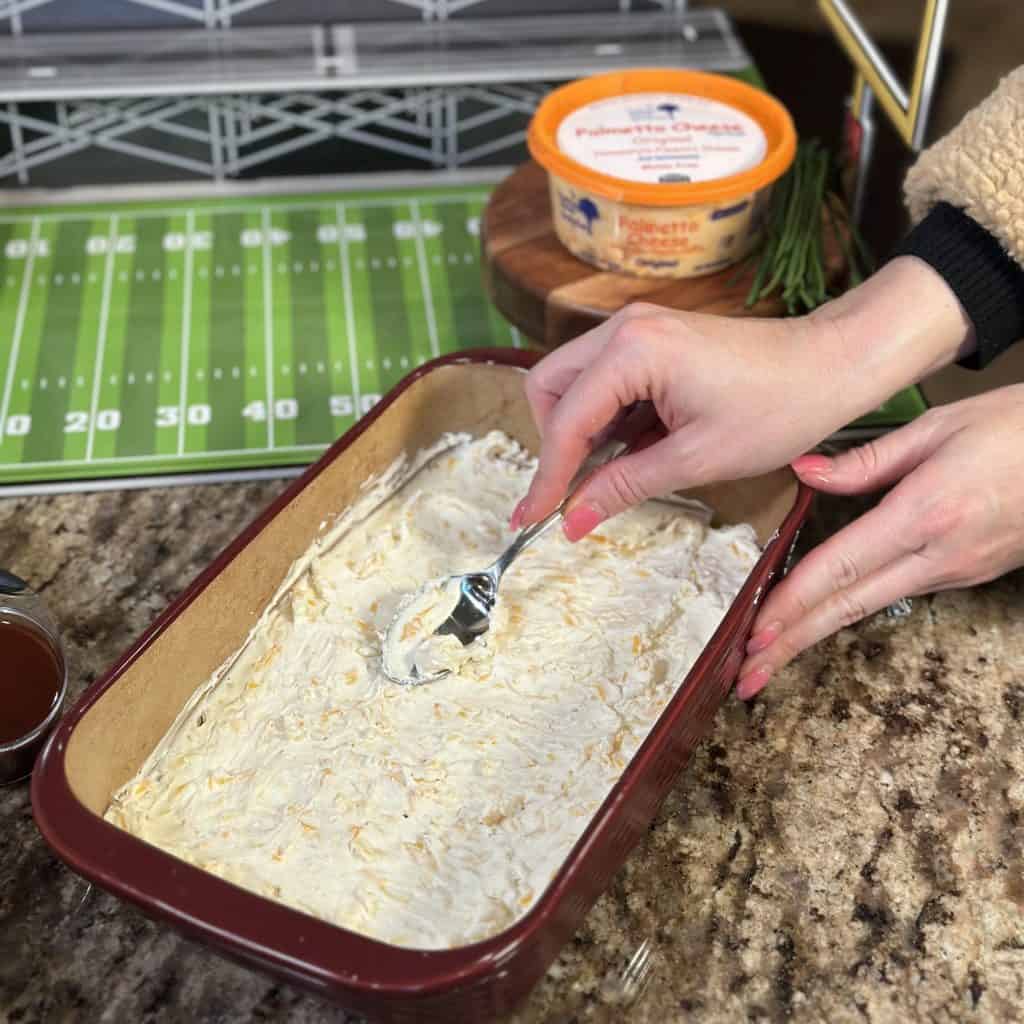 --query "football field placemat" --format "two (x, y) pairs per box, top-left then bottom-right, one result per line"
(0, 177), (924, 491)
(0, 182), (518, 489)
